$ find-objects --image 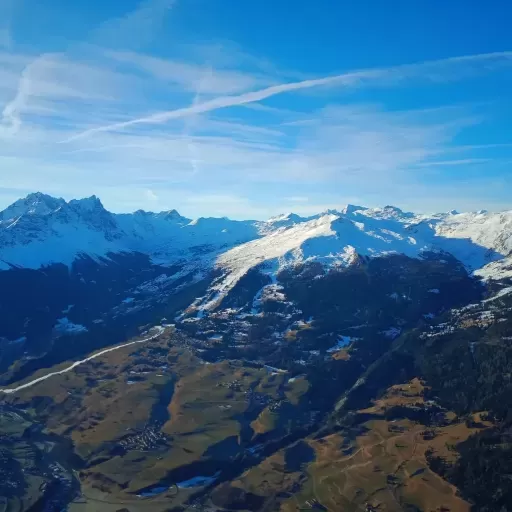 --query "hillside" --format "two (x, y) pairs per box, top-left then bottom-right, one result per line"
(1, 194), (511, 376)
(1, 193), (512, 511)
